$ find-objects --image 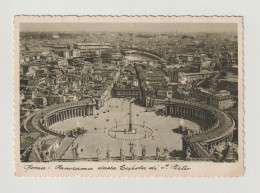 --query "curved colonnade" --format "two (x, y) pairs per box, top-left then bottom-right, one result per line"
(23, 99), (96, 137)
(165, 99), (235, 158)
(23, 97), (235, 159)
